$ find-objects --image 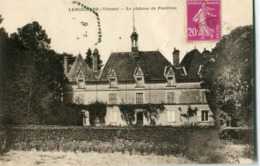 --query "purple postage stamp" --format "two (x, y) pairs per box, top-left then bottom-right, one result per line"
(187, 0), (221, 42)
